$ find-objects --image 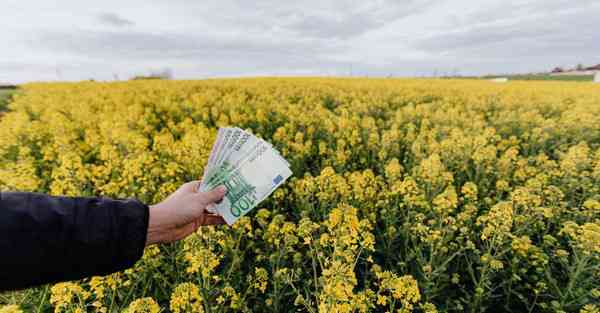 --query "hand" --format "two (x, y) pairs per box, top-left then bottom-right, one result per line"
(145, 181), (227, 246)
